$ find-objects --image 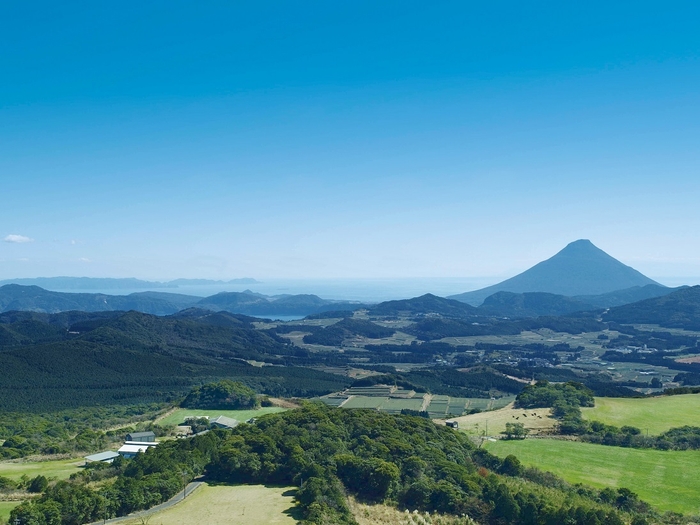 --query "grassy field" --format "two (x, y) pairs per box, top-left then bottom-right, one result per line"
(485, 438), (700, 515)
(0, 501), (19, 522)
(158, 407), (286, 427)
(0, 457), (82, 481)
(120, 484), (299, 525)
(443, 405), (555, 436)
(581, 394), (700, 435)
